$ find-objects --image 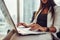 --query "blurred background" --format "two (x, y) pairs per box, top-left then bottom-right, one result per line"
(0, 0), (60, 40)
